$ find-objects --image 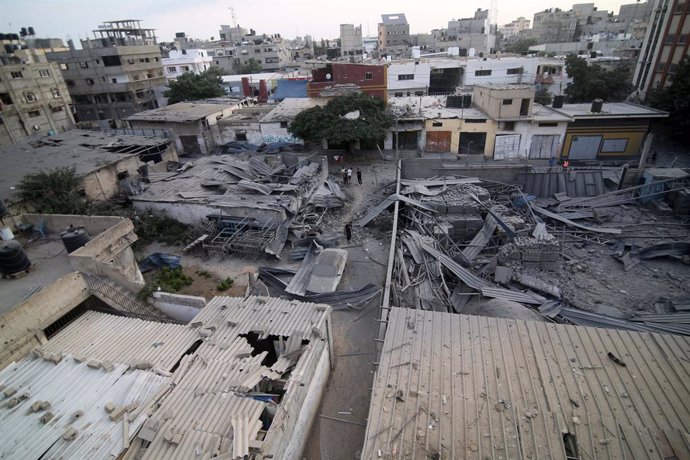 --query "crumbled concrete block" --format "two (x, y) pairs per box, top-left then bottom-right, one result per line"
(6, 397), (20, 408)
(134, 361), (153, 370)
(31, 400), (51, 413)
(87, 359), (102, 369)
(494, 266), (513, 284)
(137, 423), (157, 442)
(311, 327), (323, 338)
(45, 353), (63, 364)
(101, 361), (114, 372)
(315, 305), (328, 311)
(226, 320), (238, 327)
(104, 402), (116, 413)
(190, 321), (203, 328)
(236, 352), (251, 358)
(62, 427), (78, 441)
(3, 387), (17, 397)
(125, 402), (139, 413)
(41, 411), (54, 424)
